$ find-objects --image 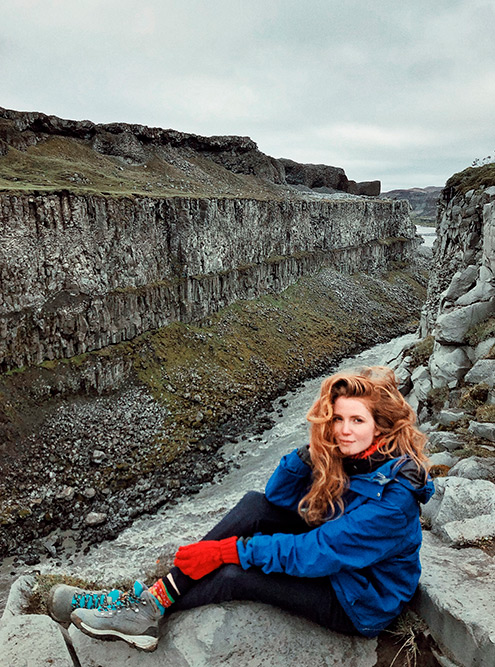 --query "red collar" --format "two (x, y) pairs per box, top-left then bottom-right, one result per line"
(349, 438), (382, 460)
